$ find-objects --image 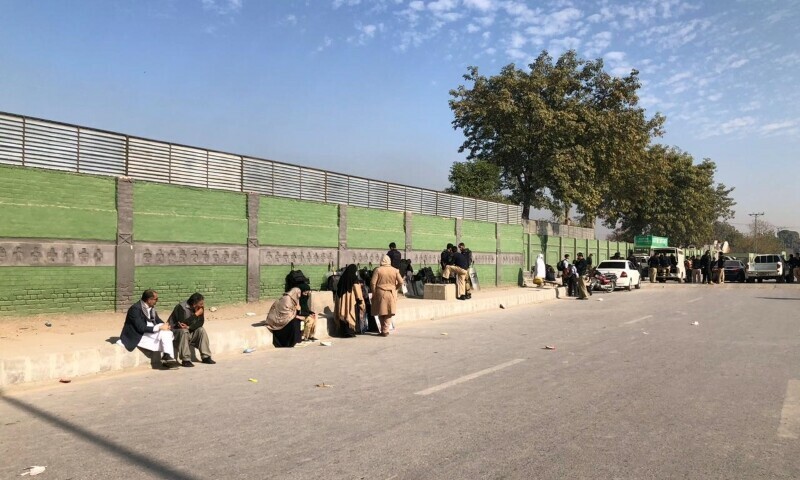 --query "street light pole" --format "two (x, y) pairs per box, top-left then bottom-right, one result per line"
(749, 212), (765, 253)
